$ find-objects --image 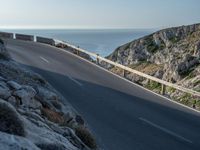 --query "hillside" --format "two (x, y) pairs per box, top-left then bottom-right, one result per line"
(107, 23), (200, 109)
(0, 39), (97, 150)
